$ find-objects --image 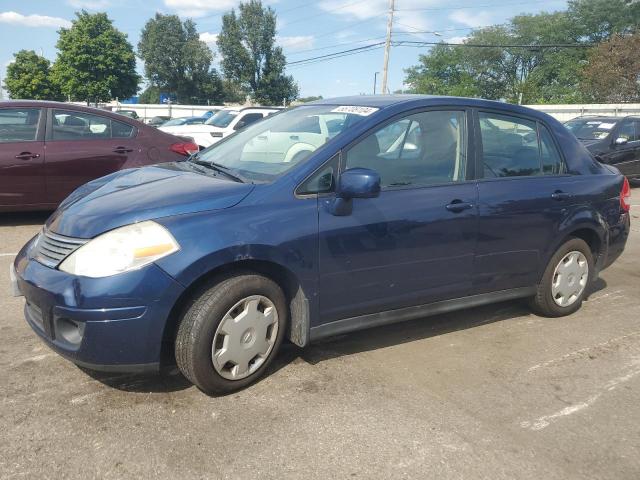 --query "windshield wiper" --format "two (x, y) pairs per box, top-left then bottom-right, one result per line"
(188, 155), (246, 183)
